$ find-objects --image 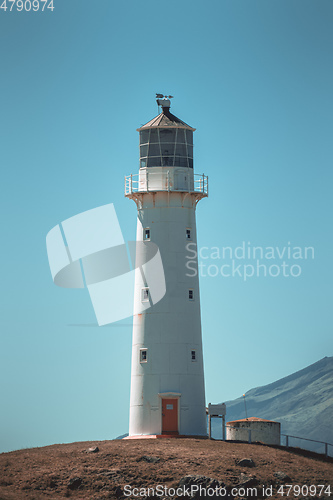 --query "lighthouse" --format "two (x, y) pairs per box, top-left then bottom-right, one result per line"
(125, 96), (208, 437)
